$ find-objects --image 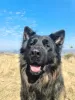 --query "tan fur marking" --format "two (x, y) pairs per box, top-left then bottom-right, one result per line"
(42, 74), (49, 85)
(55, 37), (61, 44)
(58, 88), (66, 100)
